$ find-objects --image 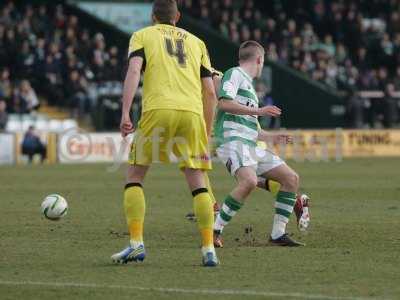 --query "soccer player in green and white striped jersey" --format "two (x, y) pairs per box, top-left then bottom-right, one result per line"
(213, 41), (304, 247)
